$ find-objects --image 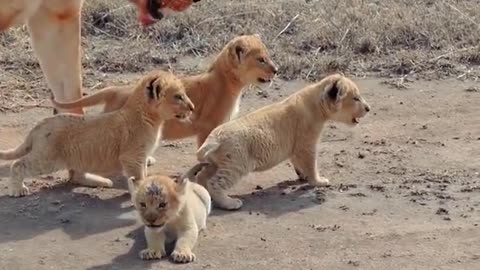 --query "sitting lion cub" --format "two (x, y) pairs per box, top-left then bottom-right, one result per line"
(190, 73), (371, 210)
(0, 70), (194, 197)
(127, 163), (211, 263)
